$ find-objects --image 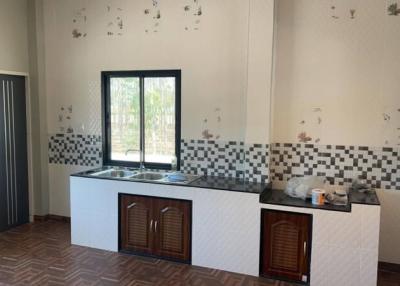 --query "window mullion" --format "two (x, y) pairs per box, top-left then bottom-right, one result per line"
(140, 77), (145, 166)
